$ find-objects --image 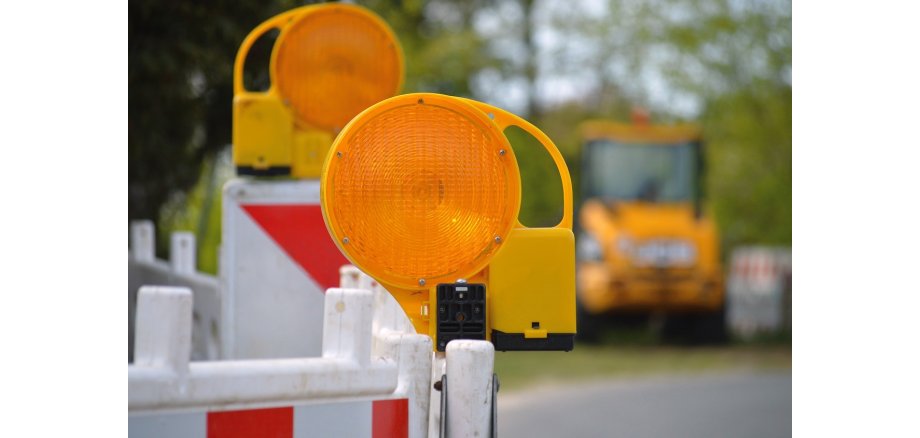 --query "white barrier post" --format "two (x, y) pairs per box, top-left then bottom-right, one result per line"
(446, 340), (495, 438)
(340, 265), (362, 289)
(375, 332), (433, 438)
(133, 286), (192, 374)
(322, 288), (374, 367)
(130, 220), (156, 263)
(170, 232), (196, 275)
